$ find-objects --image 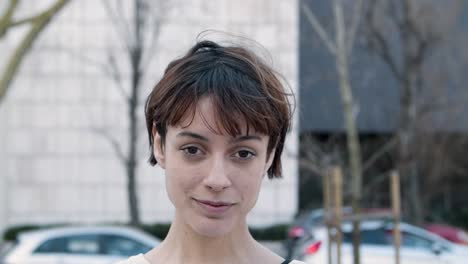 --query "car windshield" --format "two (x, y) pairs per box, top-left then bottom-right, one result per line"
(342, 228), (392, 245)
(101, 234), (152, 256)
(341, 226), (447, 252)
(32, 232), (152, 257)
(34, 235), (100, 255)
